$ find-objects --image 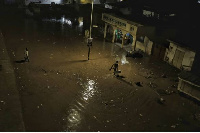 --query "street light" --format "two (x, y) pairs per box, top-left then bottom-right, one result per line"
(87, 0), (93, 60)
(89, 0), (93, 39)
